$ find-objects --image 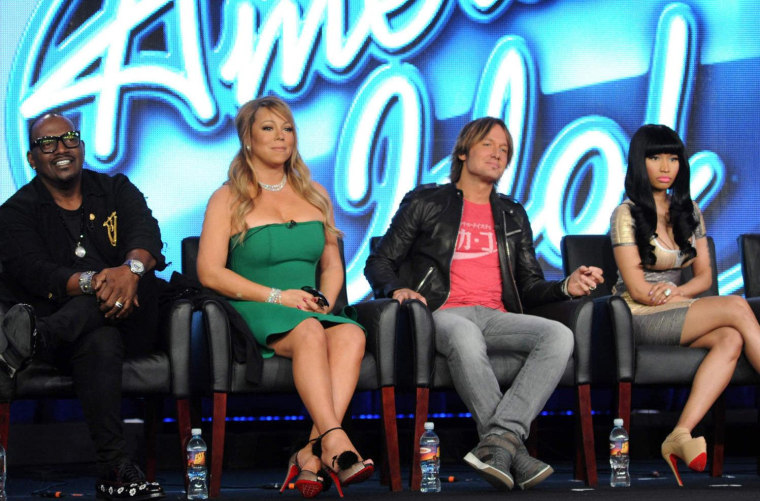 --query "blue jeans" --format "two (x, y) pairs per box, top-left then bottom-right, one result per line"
(433, 306), (574, 442)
